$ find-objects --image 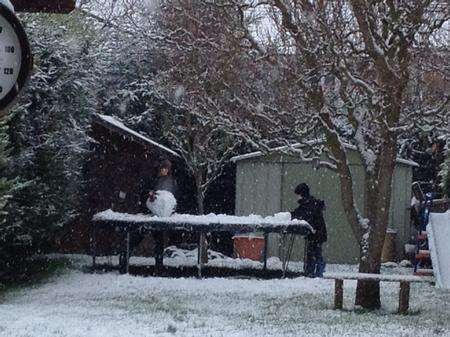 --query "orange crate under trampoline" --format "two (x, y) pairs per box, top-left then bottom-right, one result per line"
(233, 235), (265, 261)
